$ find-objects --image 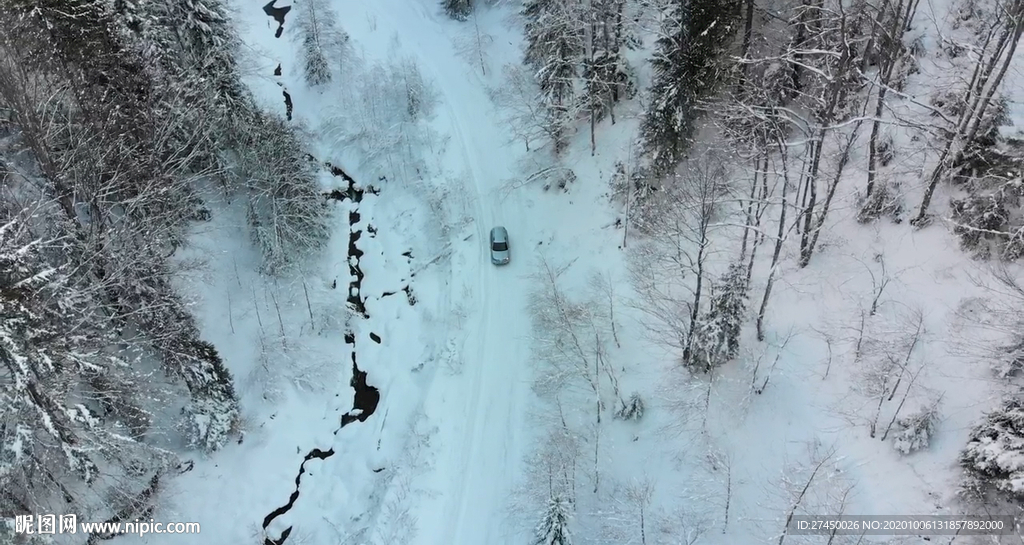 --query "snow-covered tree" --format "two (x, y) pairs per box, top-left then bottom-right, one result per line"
(581, 0), (633, 153)
(690, 263), (747, 372)
(490, 64), (563, 152)
(0, 218), (173, 516)
(443, 0), (473, 21)
(523, 0), (585, 153)
(535, 494), (573, 545)
(640, 0), (739, 176)
(581, 46), (631, 122)
(528, 259), (612, 405)
(629, 155), (729, 365)
(786, 0), (868, 267)
(891, 401), (940, 455)
(961, 398), (1024, 498)
(292, 0), (349, 87)
(238, 115), (332, 274)
(163, 0), (252, 121)
(615, 392), (645, 421)
(914, 0), (1024, 225)
(0, 0), (245, 461)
